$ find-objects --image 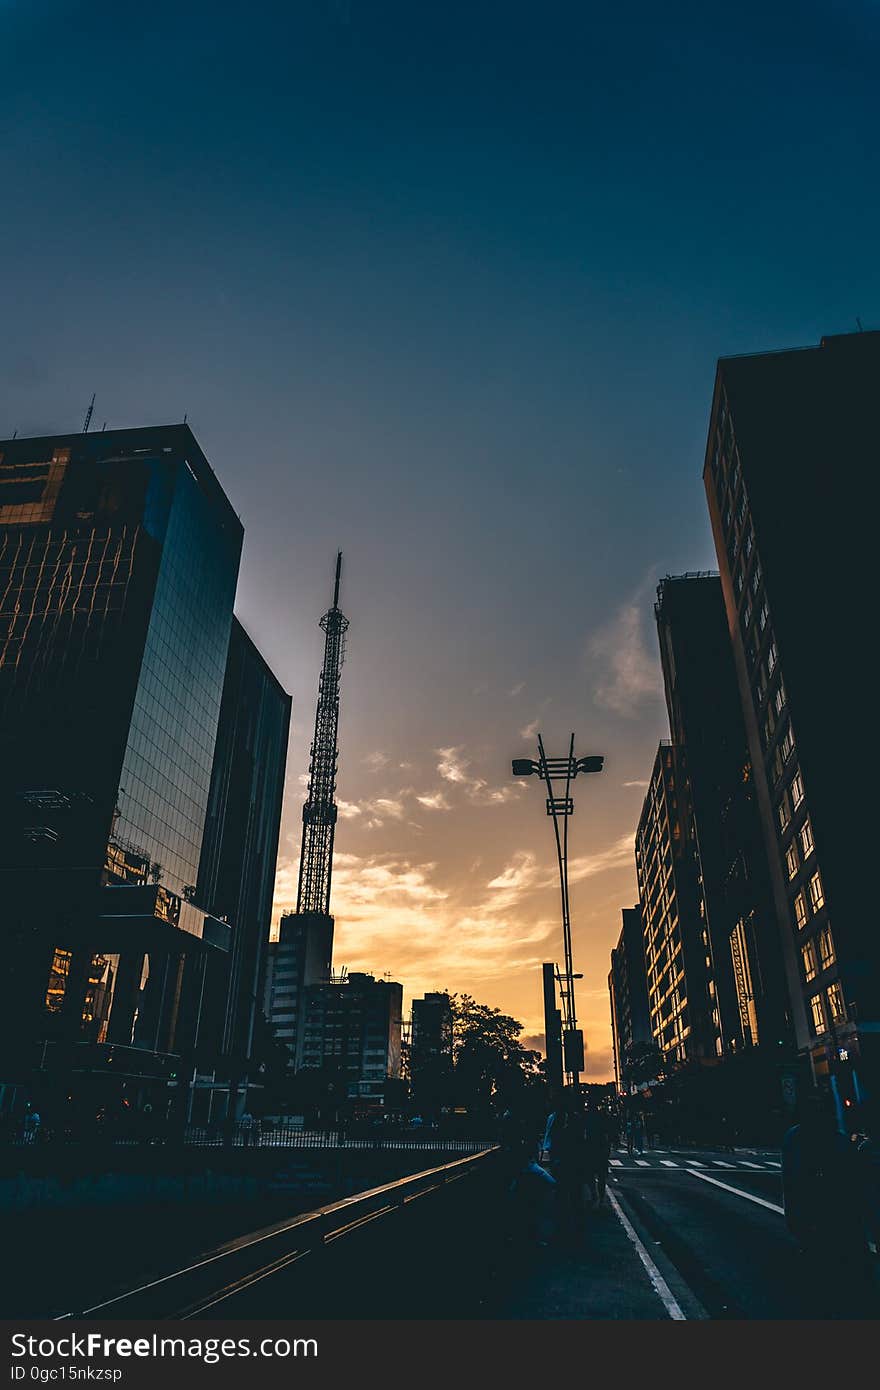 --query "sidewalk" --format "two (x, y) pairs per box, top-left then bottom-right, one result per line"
(483, 1188), (701, 1319)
